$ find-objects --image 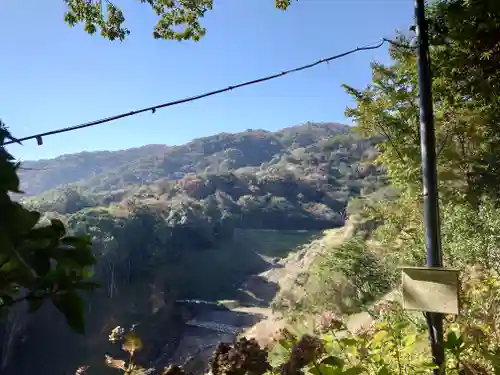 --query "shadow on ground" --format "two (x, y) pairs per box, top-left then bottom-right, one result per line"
(162, 229), (326, 373)
(164, 229), (324, 303)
